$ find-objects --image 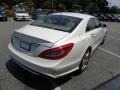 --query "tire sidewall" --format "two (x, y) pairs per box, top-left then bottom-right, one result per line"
(79, 49), (90, 72)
